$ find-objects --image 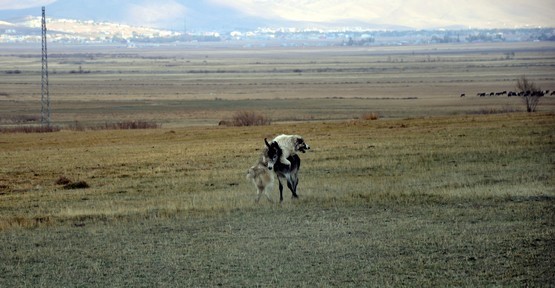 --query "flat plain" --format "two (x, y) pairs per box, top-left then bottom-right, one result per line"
(0, 42), (554, 286)
(2, 41), (555, 125)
